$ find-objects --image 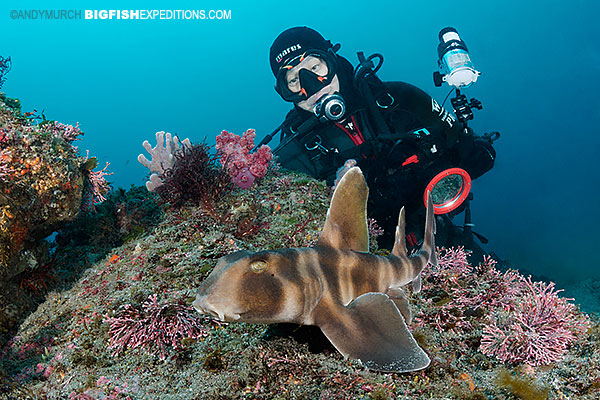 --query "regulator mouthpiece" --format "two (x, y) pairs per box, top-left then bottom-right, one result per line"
(313, 93), (346, 121)
(434, 27), (480, 88)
